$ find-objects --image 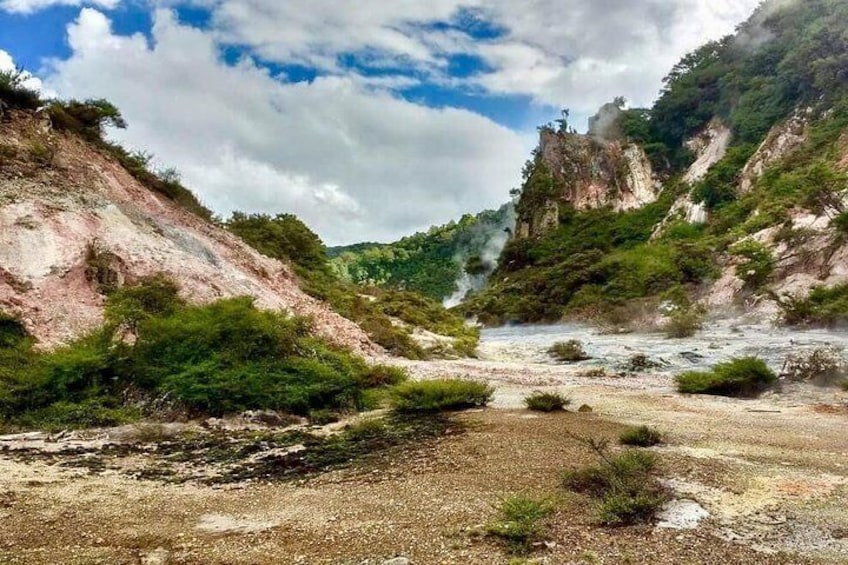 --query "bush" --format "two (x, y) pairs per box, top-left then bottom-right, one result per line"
(548, 340), (591, 362)
(730, 241), (774, 291)
(663, 306), (705, 339)
(781, 284), (848, 327)
(524, 391), (571, 412)
(390, 379), (493, 412)
(0, 69), (41, 112)
(782, 347), (847, 386)
(47, 99), (127, 142)
(356, 364), (408, 388)
(563, 443), (667, 527)
(676, 357), (777, 397)
(485, 495), (554, 554)
(619, 425), (664, 447)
